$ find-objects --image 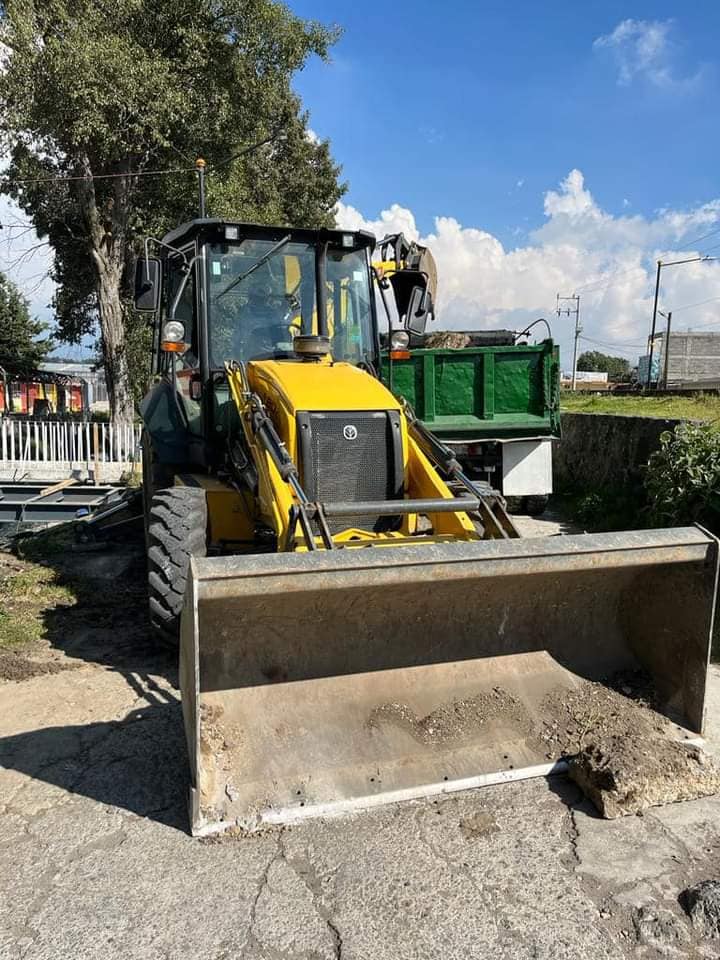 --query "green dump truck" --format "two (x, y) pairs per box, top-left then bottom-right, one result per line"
(381, 334), (560, 513)
(374, 235), (561, 513)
